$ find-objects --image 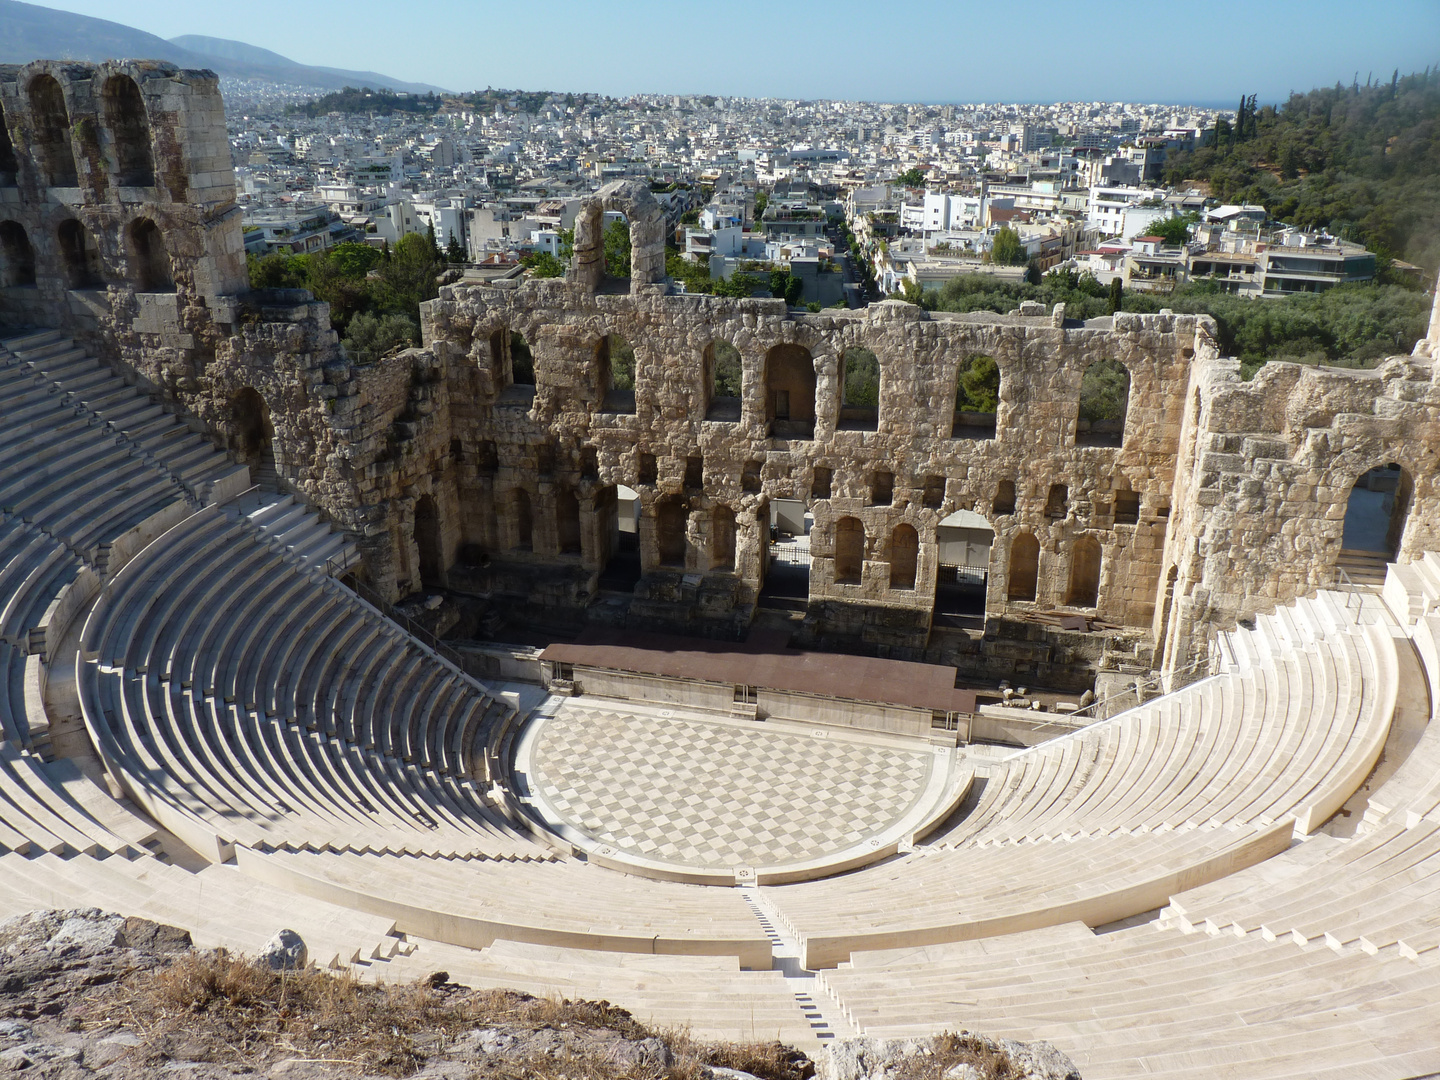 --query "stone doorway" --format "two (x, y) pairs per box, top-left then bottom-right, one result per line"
(230, 387), (276, 489)
(1339, 463), (1412, 584)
